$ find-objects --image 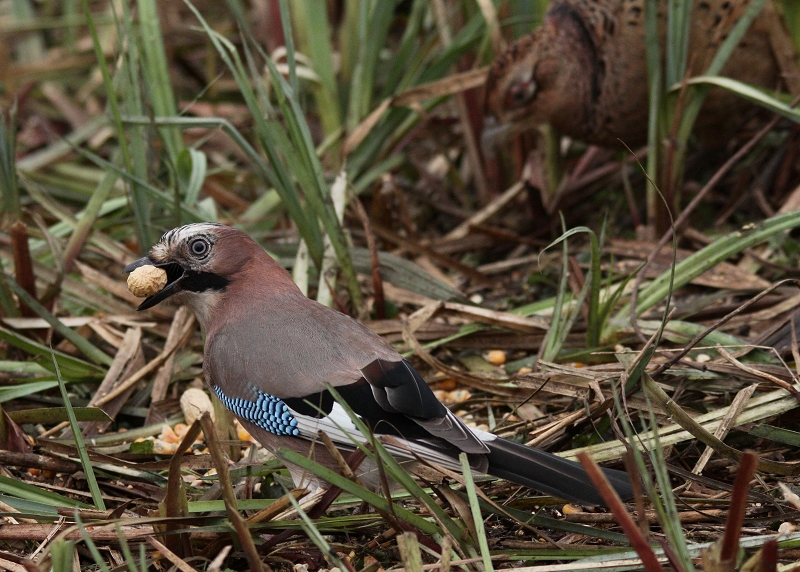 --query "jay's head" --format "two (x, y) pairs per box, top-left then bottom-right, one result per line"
(124, 223), (288, 324)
